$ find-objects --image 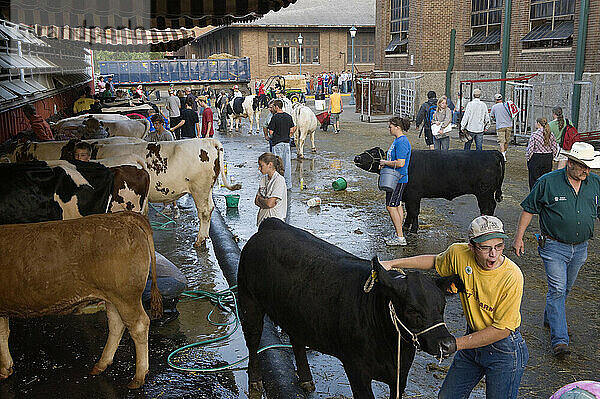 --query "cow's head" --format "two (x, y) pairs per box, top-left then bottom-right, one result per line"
(367, 257), (464, 359)
(354, 147), (385, 174)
